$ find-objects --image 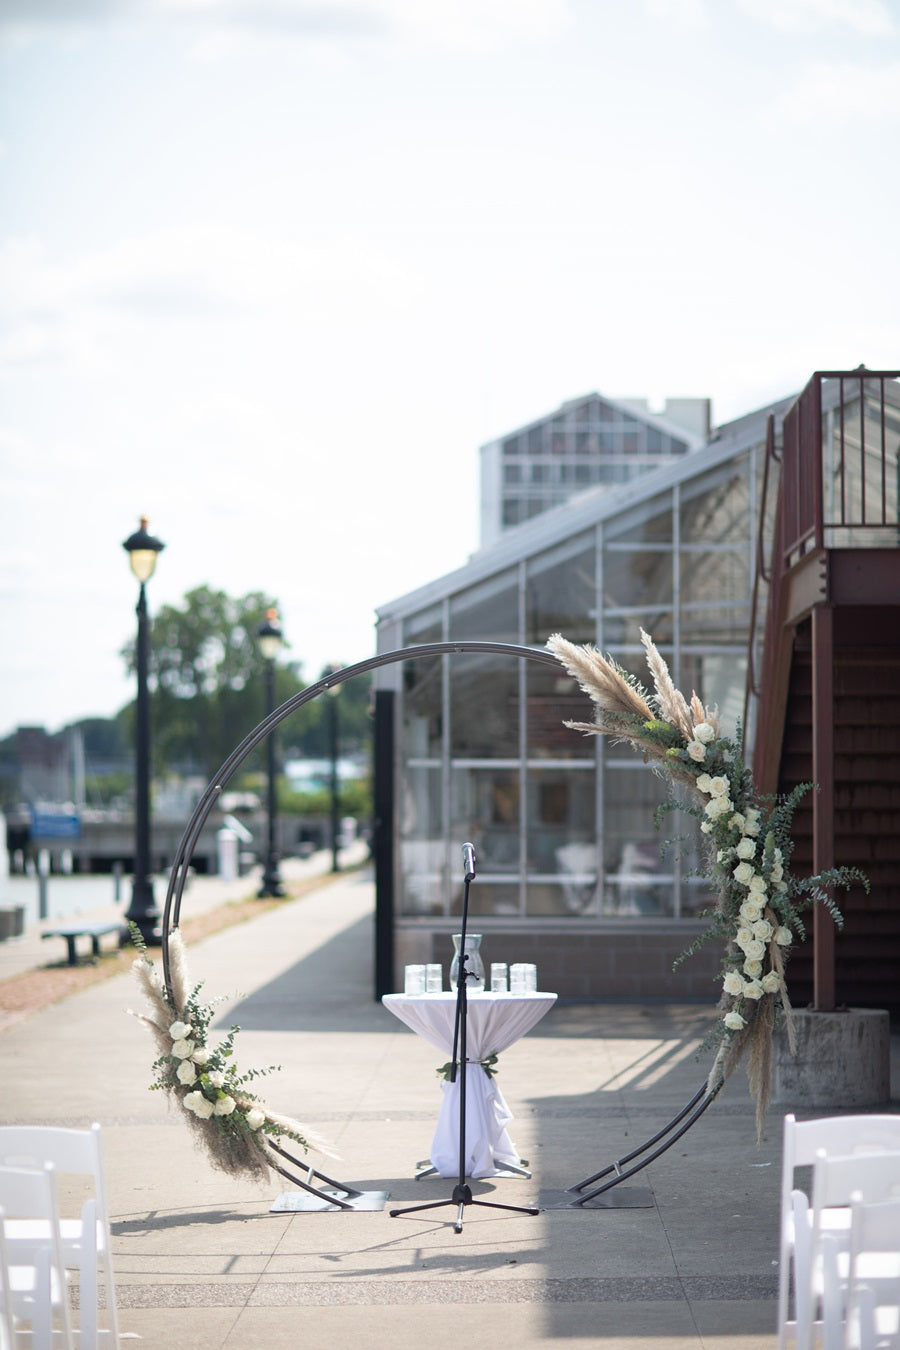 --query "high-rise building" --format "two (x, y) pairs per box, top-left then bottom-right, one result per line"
(479, 391), (710, 549)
